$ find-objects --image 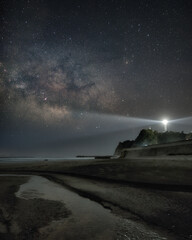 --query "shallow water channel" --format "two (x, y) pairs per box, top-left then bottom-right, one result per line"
(1, 175), (172, 239)
(16, 175), (119, 239)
